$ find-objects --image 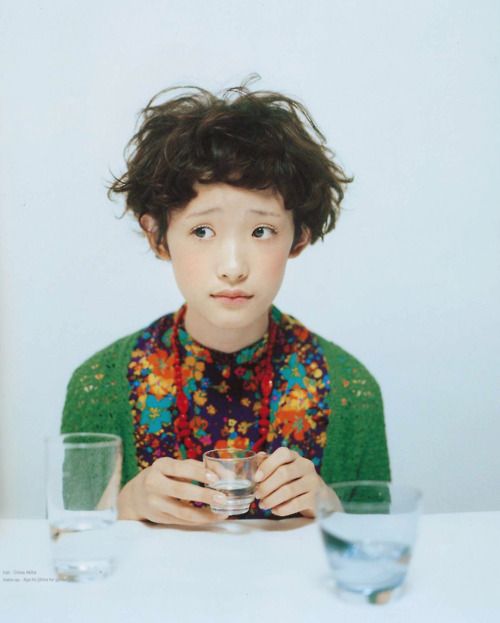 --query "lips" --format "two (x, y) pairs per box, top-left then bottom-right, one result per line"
(211, 290), (253, 300)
